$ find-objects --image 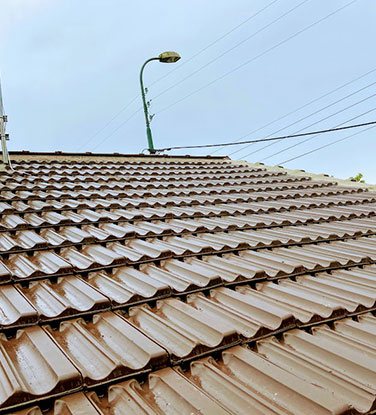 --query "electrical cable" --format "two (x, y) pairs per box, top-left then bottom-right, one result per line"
(85, 1), (355, 152)
(166, 92), (375, 155)
(148, 0), (280, 88)
(151, 0), (309, 101)
(155, 0), (356, 116)
(259, 106), (376, 162)
(256, 93), (376, 161)
(241, 84), (376, 159)
(91, 107), (142, 151)
(77, 95), (139, 152)
(80, 0), (279, 152)
(154, 120), (376, 152)
(278, 118), (376, 165)
(218, 67), (376, 157)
